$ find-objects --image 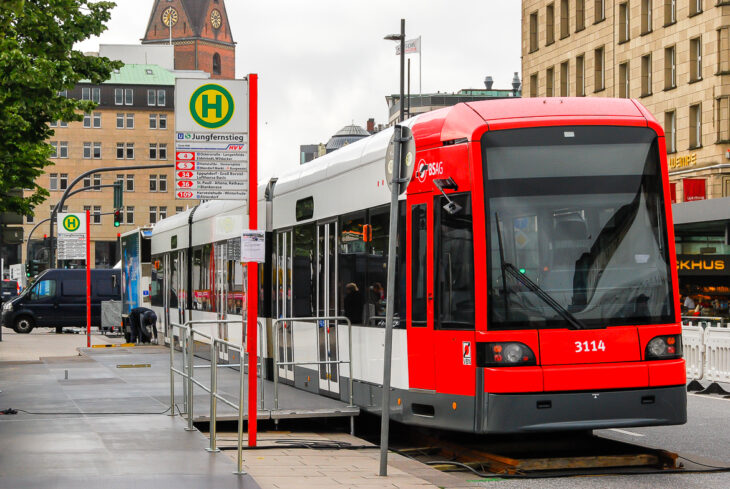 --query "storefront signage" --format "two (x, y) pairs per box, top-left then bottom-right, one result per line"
(677, 255), (729, 275)
(669, 153), (697, 170)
